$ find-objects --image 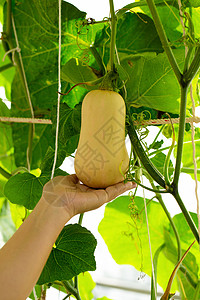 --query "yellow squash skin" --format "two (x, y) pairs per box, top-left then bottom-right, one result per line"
(74, 89), (129, 188)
